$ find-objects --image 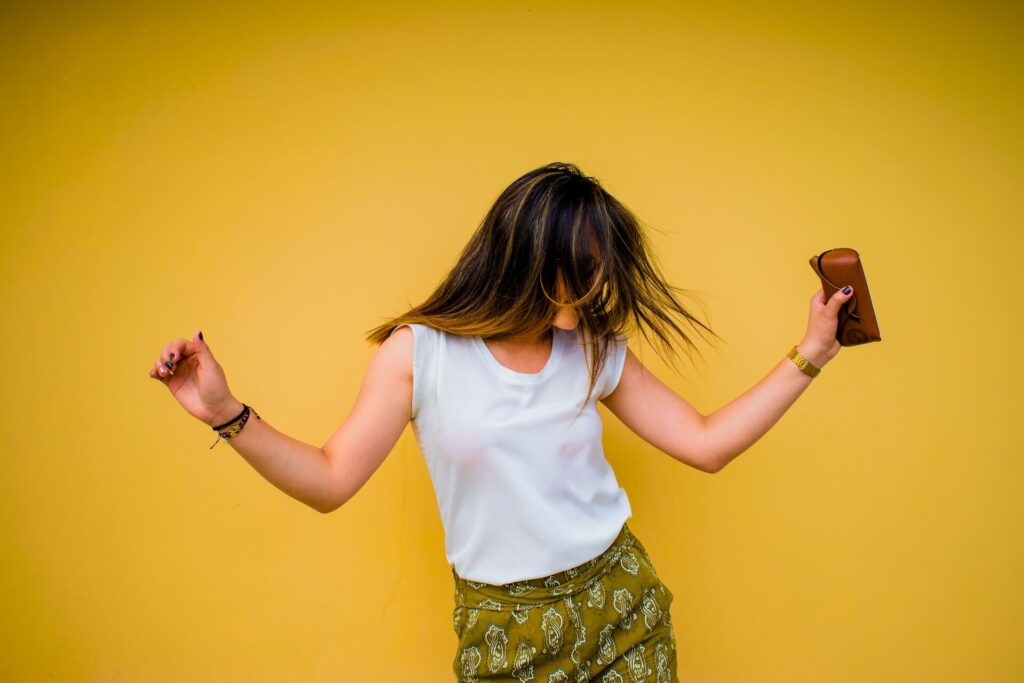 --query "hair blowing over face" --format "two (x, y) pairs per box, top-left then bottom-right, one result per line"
(366, 161), (722, 406)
